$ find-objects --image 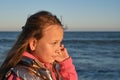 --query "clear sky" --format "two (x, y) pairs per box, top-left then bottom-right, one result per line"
(0, 0), (120, 31)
